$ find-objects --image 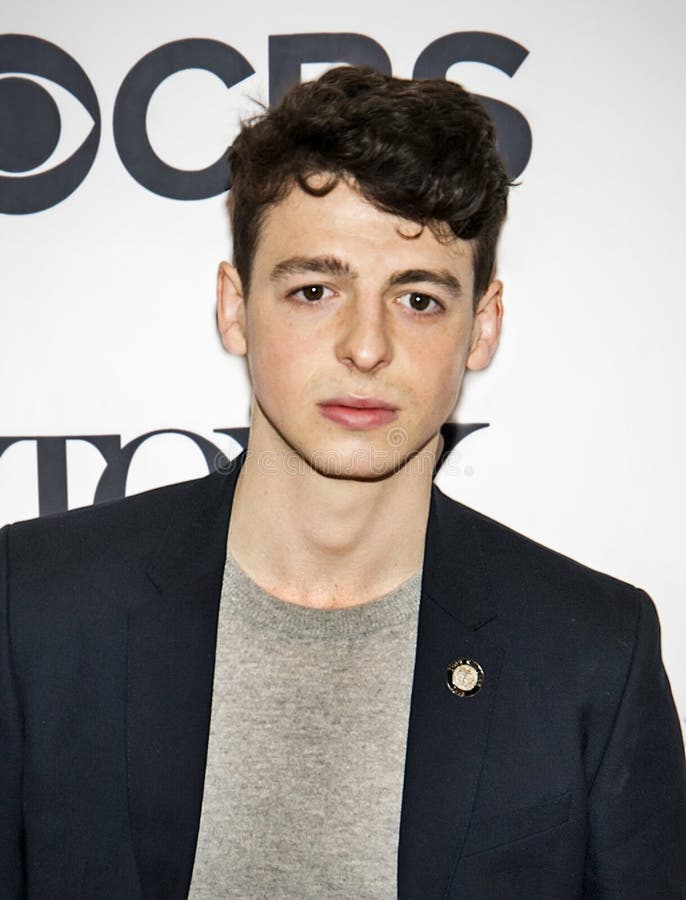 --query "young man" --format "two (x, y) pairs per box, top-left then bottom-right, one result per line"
(1, 67), (684, 899)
